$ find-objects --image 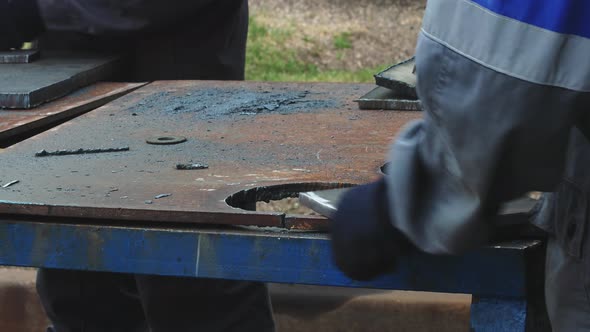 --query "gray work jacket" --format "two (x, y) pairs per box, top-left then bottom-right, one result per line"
(385, 0), (590, 255)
